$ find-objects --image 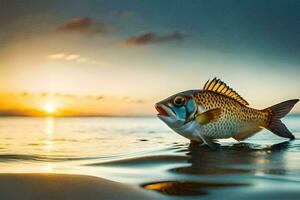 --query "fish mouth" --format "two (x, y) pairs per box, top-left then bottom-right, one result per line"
(155, 104), (169, 116)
